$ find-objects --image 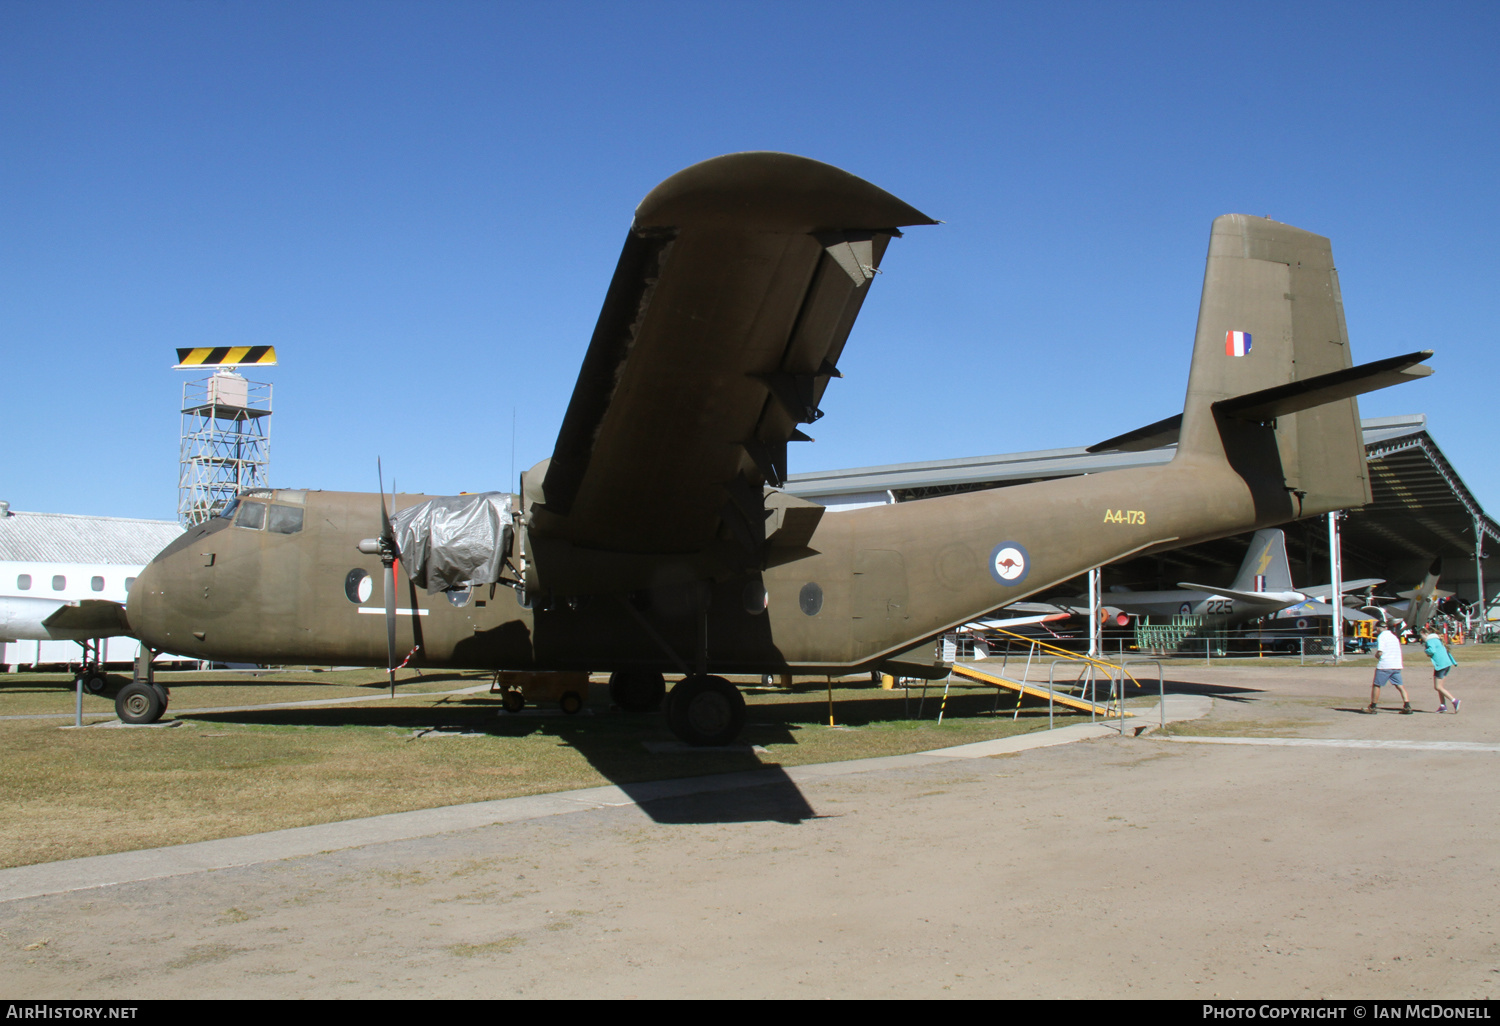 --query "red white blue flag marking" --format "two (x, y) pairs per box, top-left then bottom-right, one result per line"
(1225, 330), (1252, 357)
